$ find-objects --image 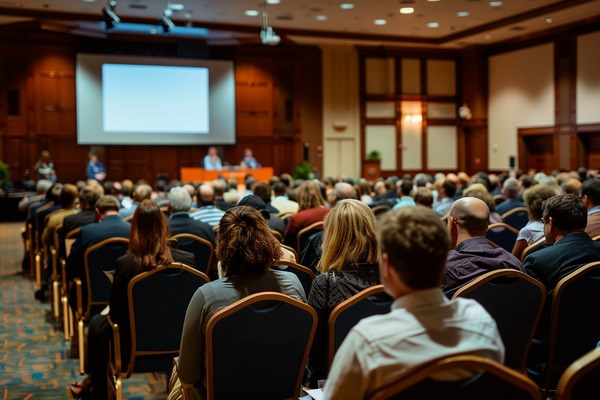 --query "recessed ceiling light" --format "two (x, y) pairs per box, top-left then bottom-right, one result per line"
(457, 11), (469, 17)
(266, 0), (281, 4)
(340, 3), (355, 10)
(427, 0), (441, 2)
(170, 3), (185, 11)
(245, 9), (259, 16)
(546, 18), (553, 23)
(374, 19), (387, 25)
(485, 34), (492, 40)
(399, 7), (414, 14)
(427, 22), (439, 28)
(489, 1), (503, 7)
(82, 0), (96, 2)
(316, 15), (328, 21)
